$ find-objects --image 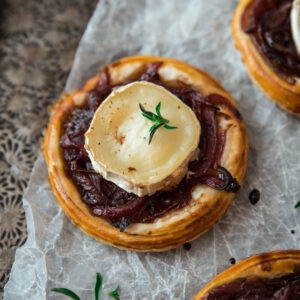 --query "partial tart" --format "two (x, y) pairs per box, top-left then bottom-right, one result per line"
(232, 0), (300, 116)
(44, 55), (248, 251)
(193, 249), (300, 299)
